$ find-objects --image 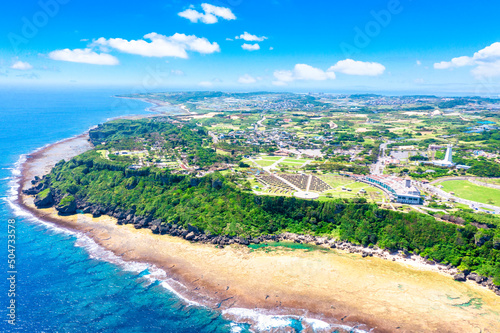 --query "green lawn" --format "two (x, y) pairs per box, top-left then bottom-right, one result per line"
(279, 161), (304, 168)
(284, 158), (308, 163)
(255, 160), (277, 167)
(440, 180), (500, 206)
(258, 155), (283, 161)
